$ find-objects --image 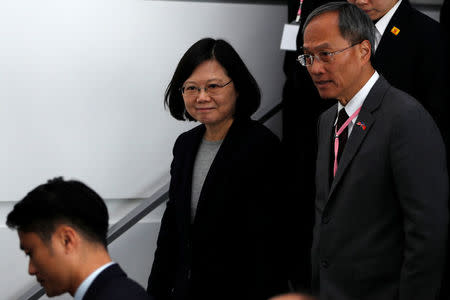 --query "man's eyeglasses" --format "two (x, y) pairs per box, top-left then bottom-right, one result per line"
(297, 42), (362, 67)
(180, 80), (233, 97)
